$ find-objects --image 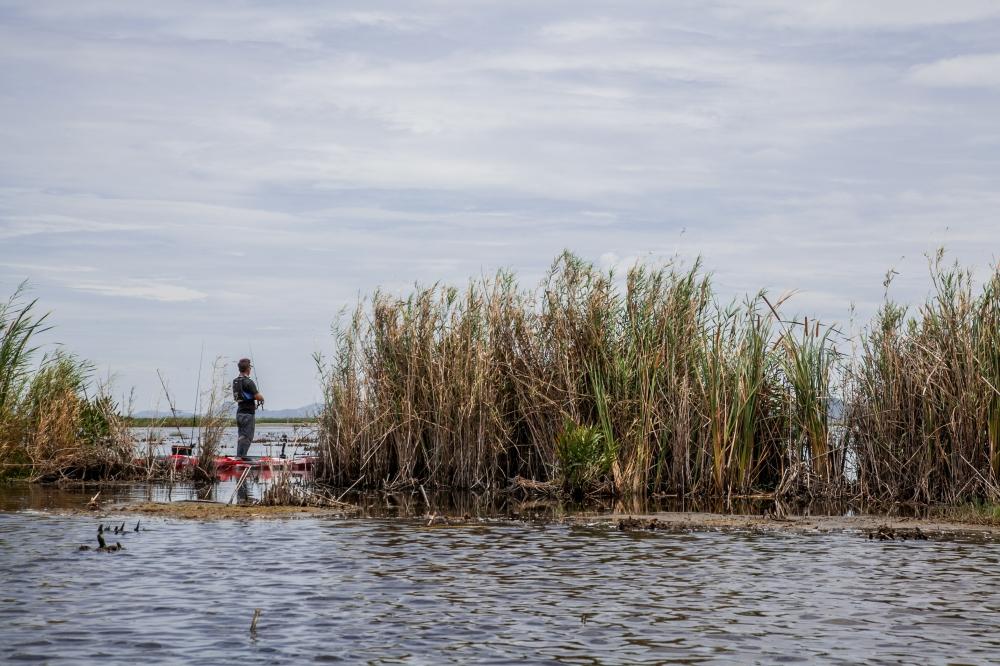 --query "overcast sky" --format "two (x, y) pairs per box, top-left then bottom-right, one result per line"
(1, 0), (999, 411)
